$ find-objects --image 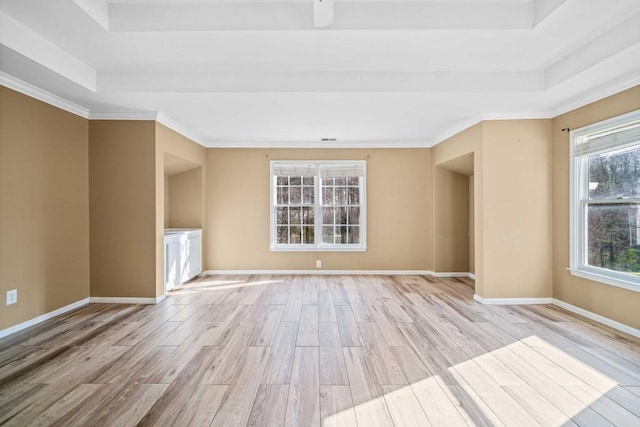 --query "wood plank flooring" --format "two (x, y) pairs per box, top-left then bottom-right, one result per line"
(1, 274), (639, 426)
